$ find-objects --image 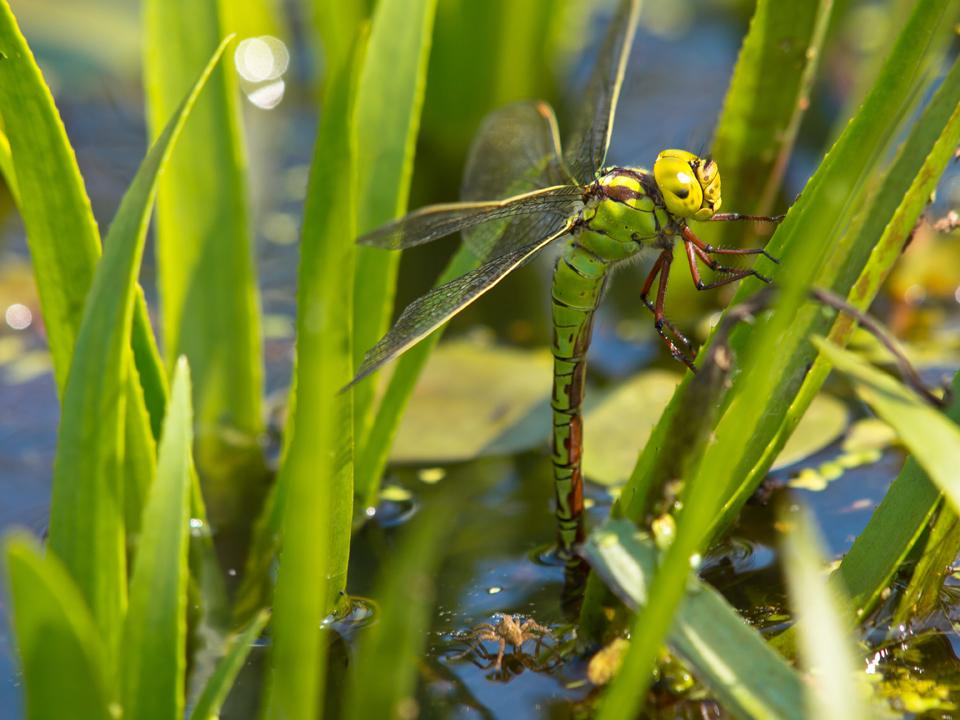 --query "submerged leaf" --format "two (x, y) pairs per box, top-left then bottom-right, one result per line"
(390, 339), (552, 463)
